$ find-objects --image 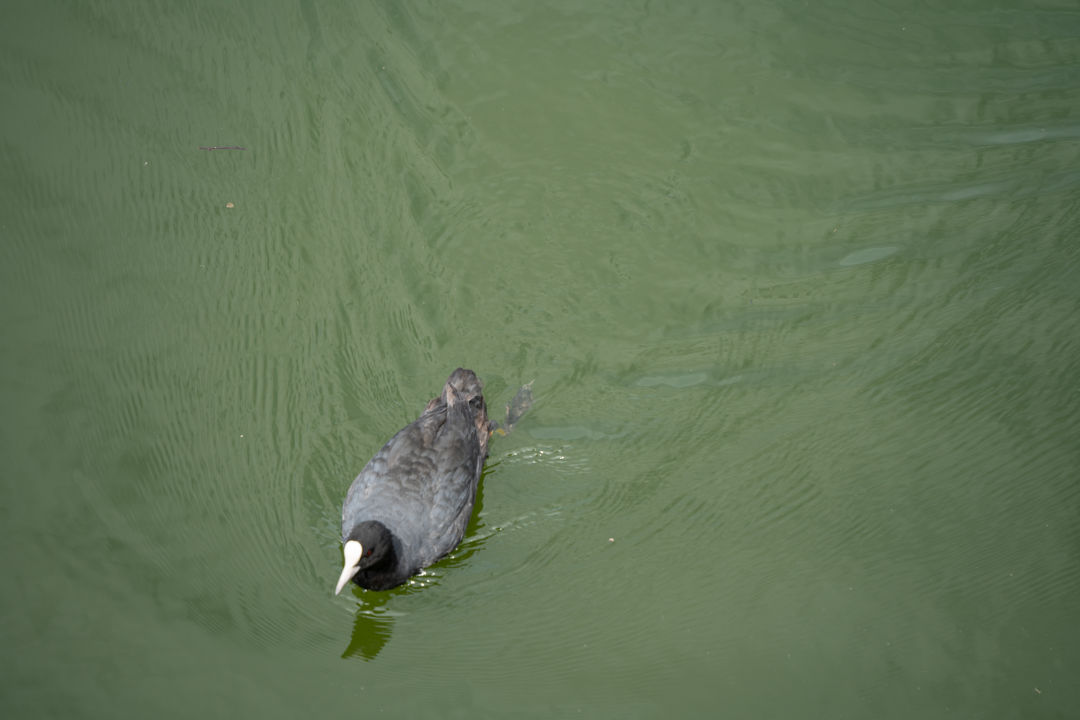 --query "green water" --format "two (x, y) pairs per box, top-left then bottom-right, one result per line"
(2, 1), (1079, 718)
